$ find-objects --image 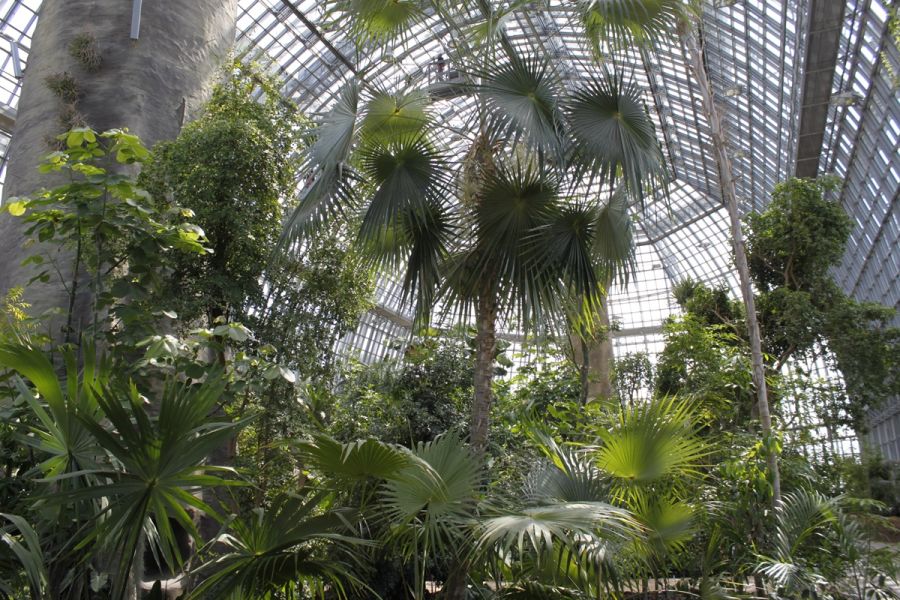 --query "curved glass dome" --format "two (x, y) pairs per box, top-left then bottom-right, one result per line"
(0, 0), (897, 458)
